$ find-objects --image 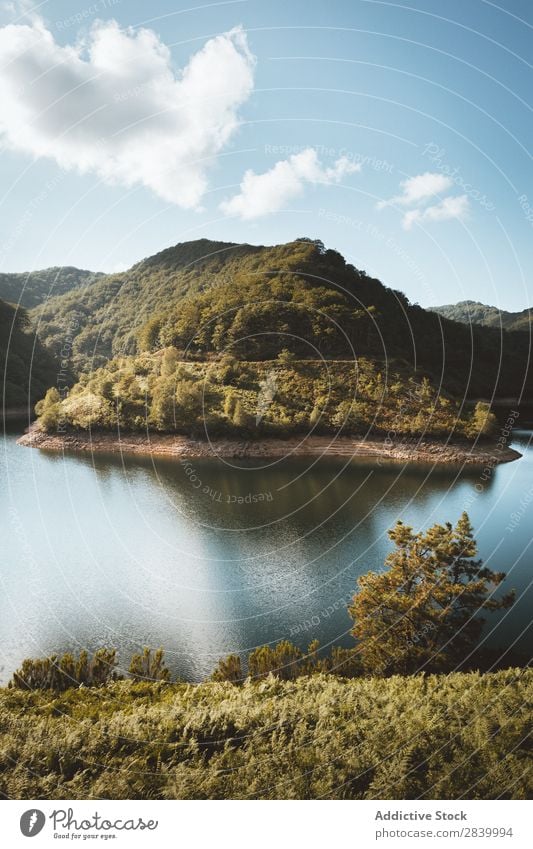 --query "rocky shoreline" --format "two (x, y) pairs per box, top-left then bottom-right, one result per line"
(17, 428), (522, 466)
